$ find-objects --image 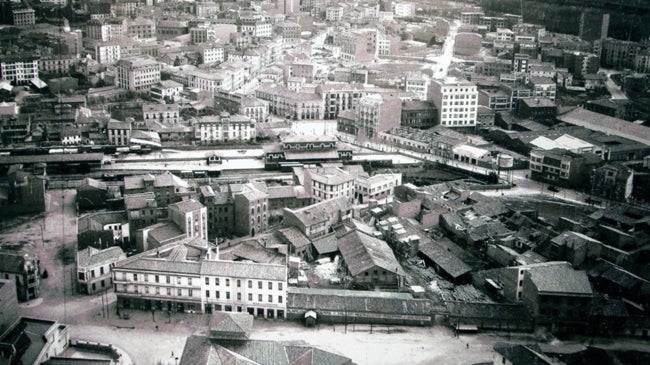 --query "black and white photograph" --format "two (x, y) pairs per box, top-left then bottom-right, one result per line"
(0, 0), (649, 364)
